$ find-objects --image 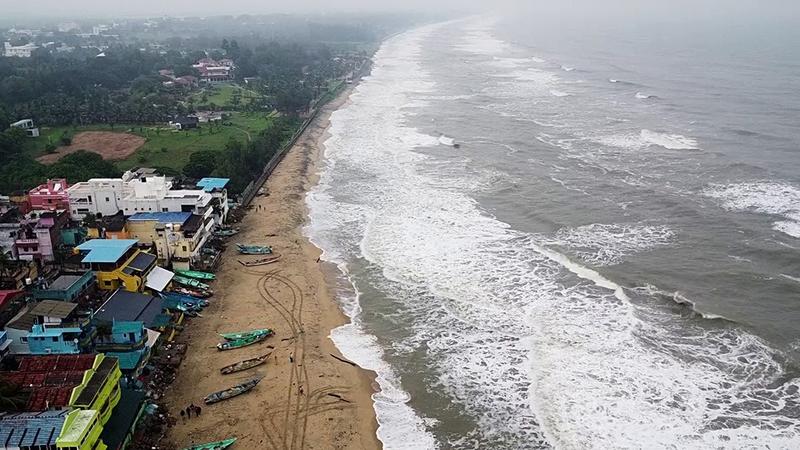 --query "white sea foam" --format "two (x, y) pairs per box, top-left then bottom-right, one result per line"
(560, 65), (575, 72)
(548, 223), (676, 266)
(635, 91), (657, 99)
(598, 129), (699, 151)
(549, 89), (571, 97)
(456, 20), (509, 56)
(309, 19), (800, 450)
(704, 182), (800, 238)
